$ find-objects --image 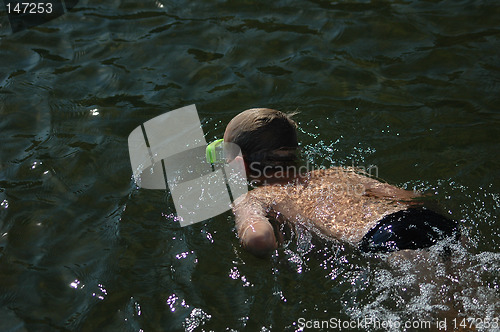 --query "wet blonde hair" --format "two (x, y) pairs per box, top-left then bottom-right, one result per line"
(223, 108), (298, 171)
